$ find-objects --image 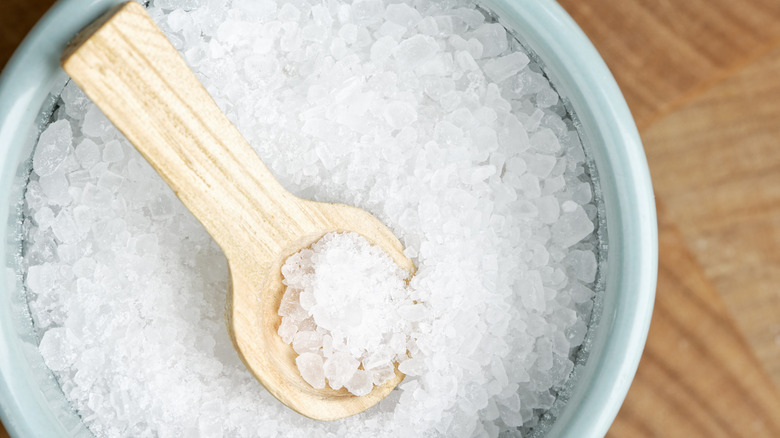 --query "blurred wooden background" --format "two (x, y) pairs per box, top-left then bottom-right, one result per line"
(2, 0), (780, 436)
